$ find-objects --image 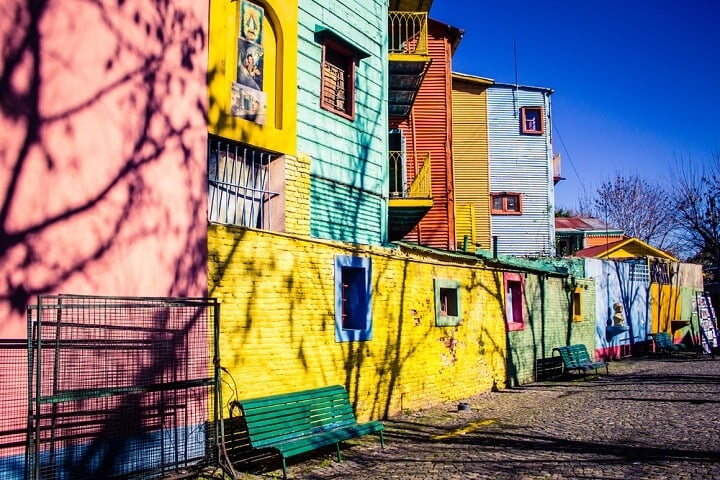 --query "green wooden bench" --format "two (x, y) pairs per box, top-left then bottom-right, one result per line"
(235, 385), (384, 479)
(553, 344), (609, 379)
(650, 332), (687, 354)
